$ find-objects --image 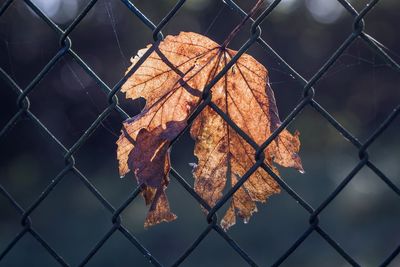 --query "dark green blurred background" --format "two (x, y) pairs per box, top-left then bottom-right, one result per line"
(0, 0), (399, 266)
